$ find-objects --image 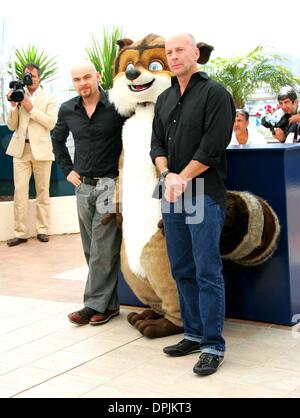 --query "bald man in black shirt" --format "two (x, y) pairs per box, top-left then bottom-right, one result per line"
(52, 61), (125, 326)
(151, 34), (235, 376)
